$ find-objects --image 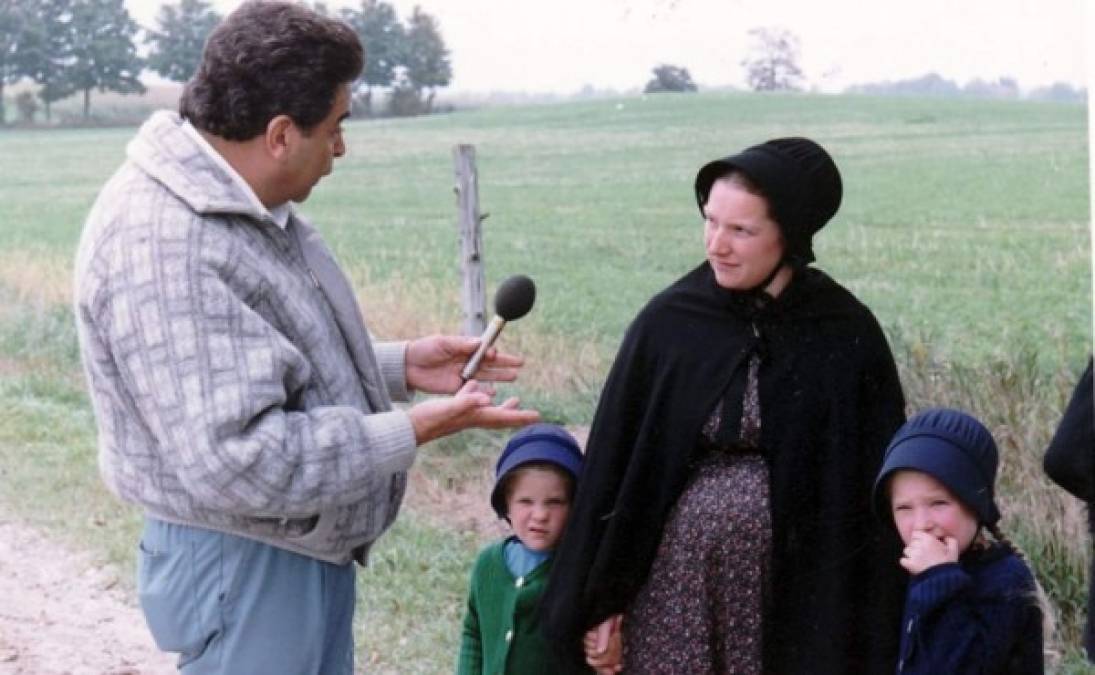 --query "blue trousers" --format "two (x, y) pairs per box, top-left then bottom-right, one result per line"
(137, 518), (356, 674)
